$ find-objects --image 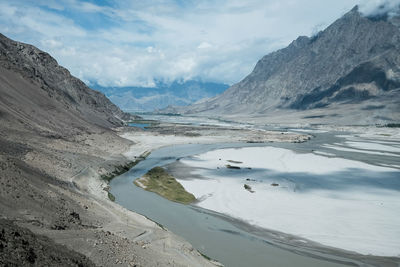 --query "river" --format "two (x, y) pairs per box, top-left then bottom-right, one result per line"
(110, 125), (400, 267)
